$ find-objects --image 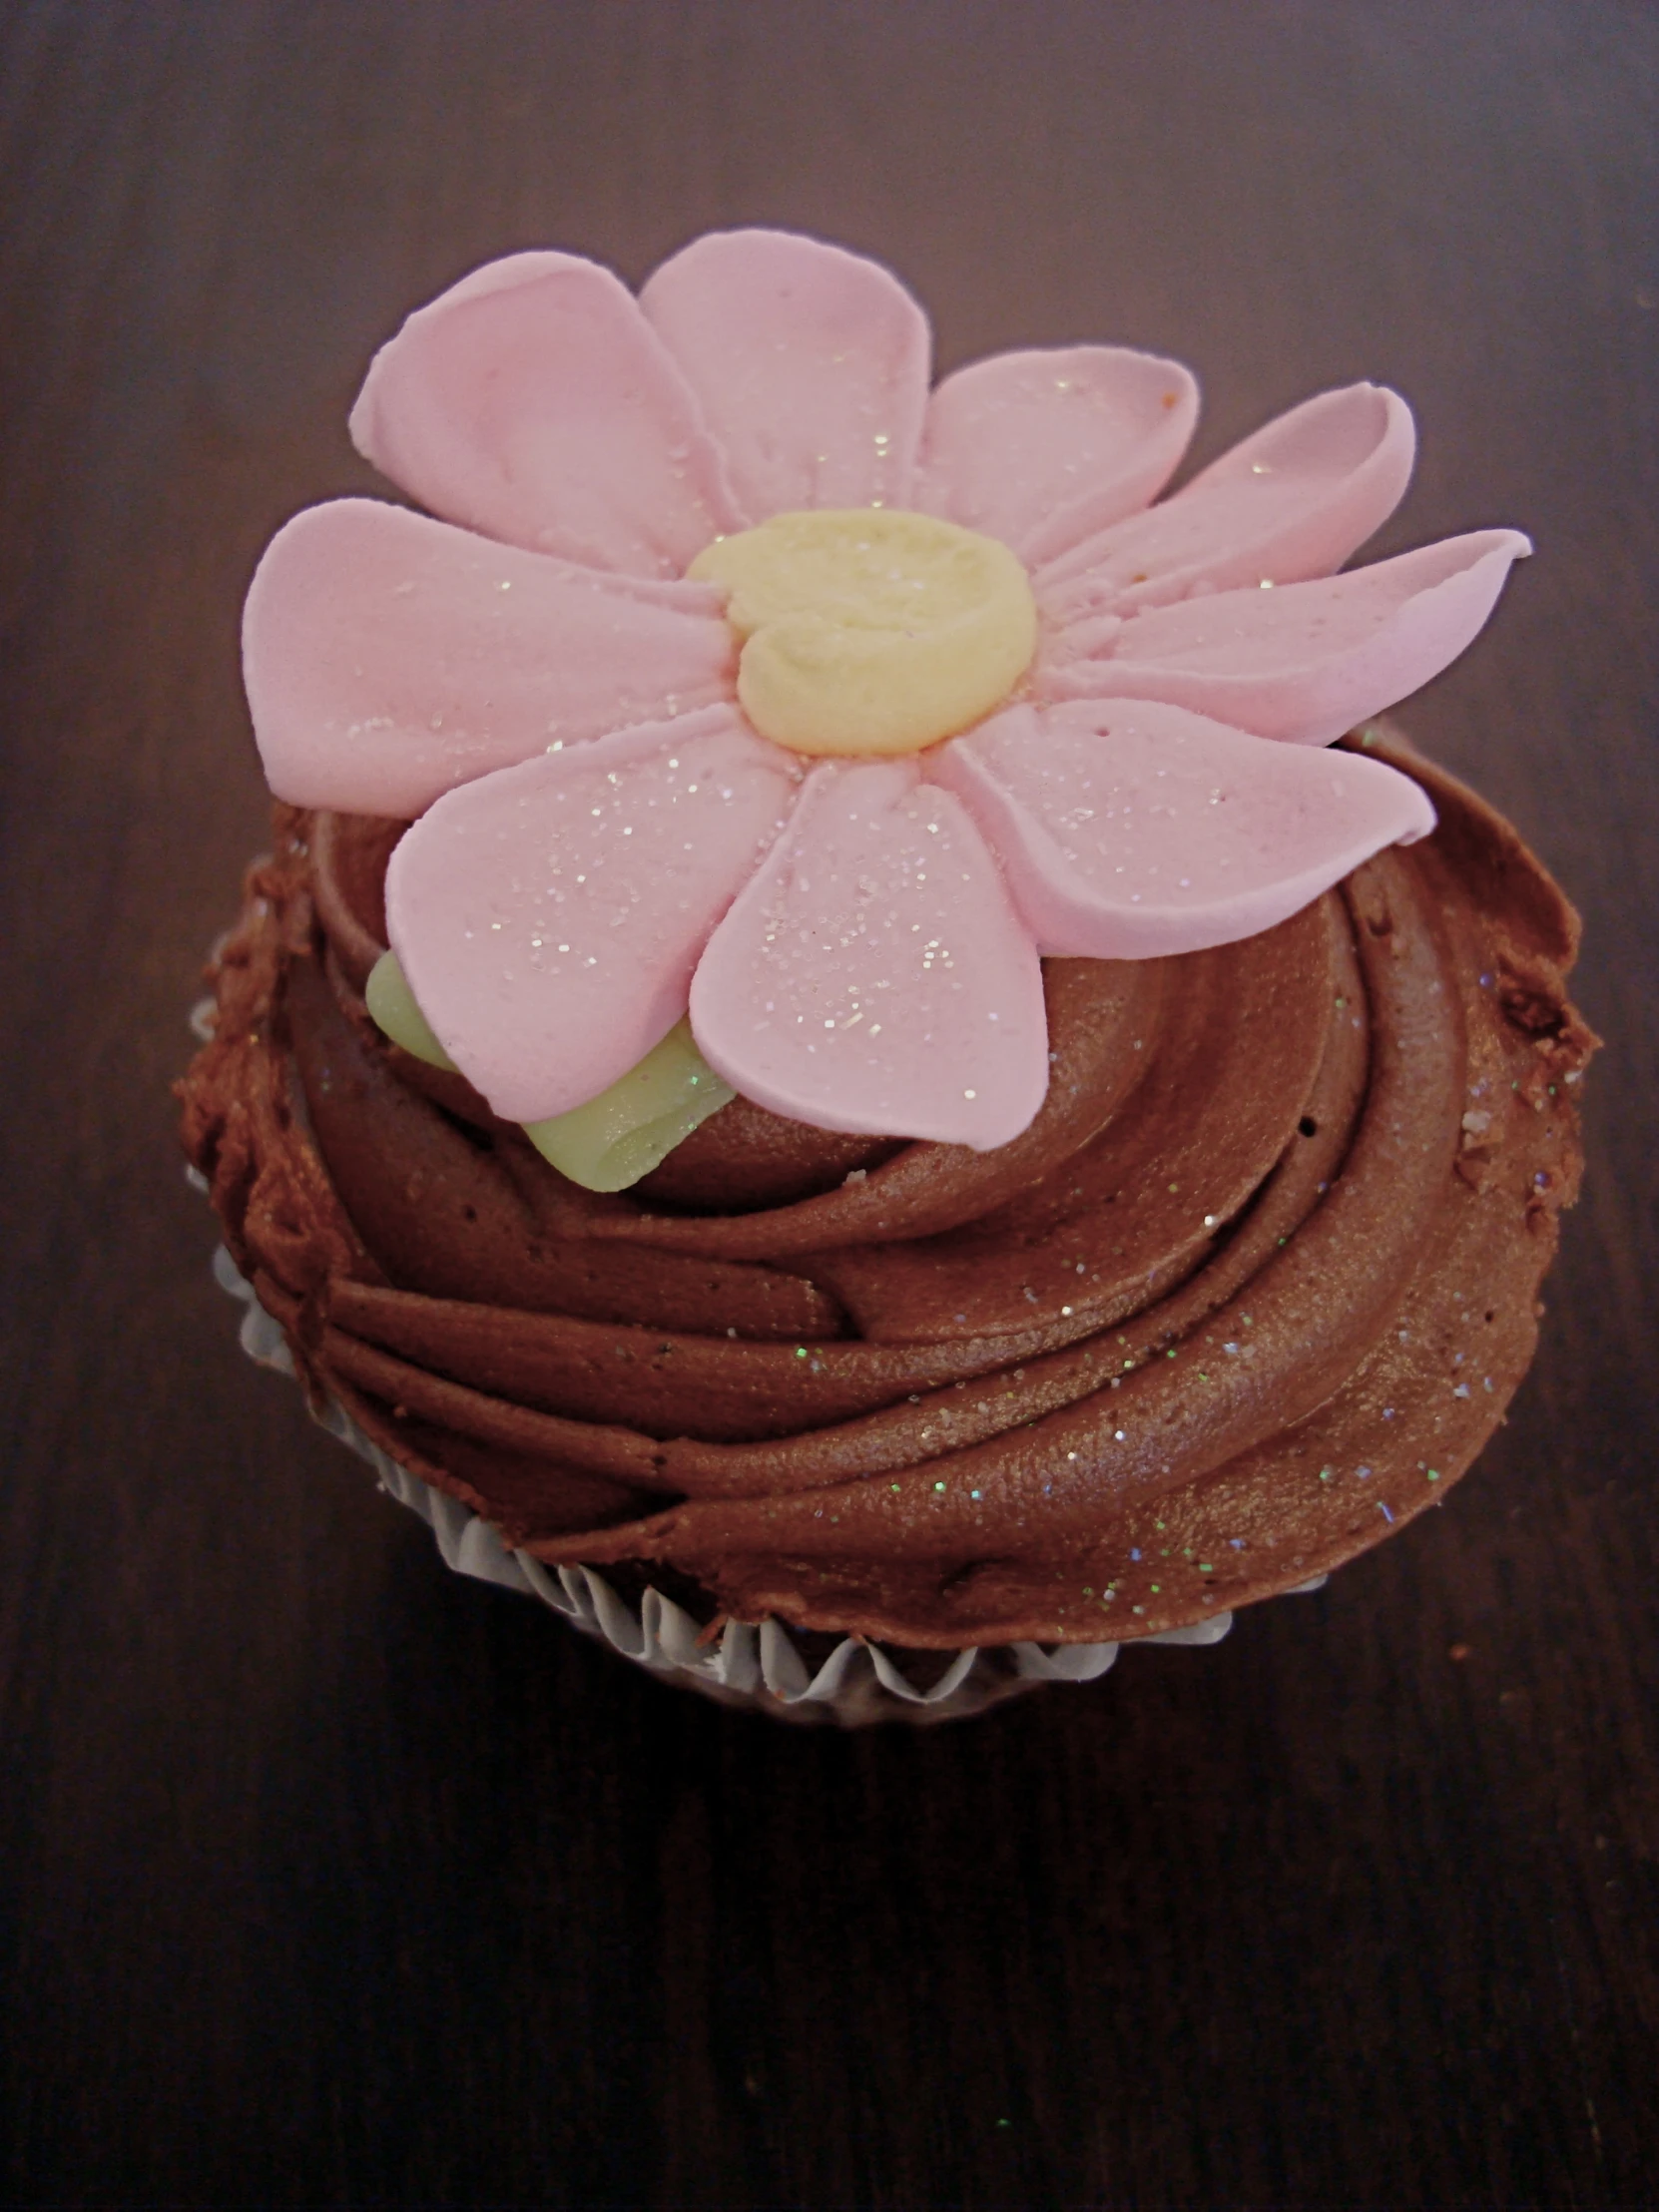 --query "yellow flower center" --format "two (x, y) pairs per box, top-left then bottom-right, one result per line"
(688, 508), (1037, 758)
